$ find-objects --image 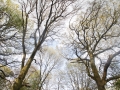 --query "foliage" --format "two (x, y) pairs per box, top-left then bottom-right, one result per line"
(0, 64), (14, 78)
(0, 0), (23, 89)
(0, 0), (23, 58)
(20, 70), (40, 90)
(115, 79), (120, 90)
(4, 0), (23, 29)
(0, 64), (14, 90)
(0, 0), (23, 29)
